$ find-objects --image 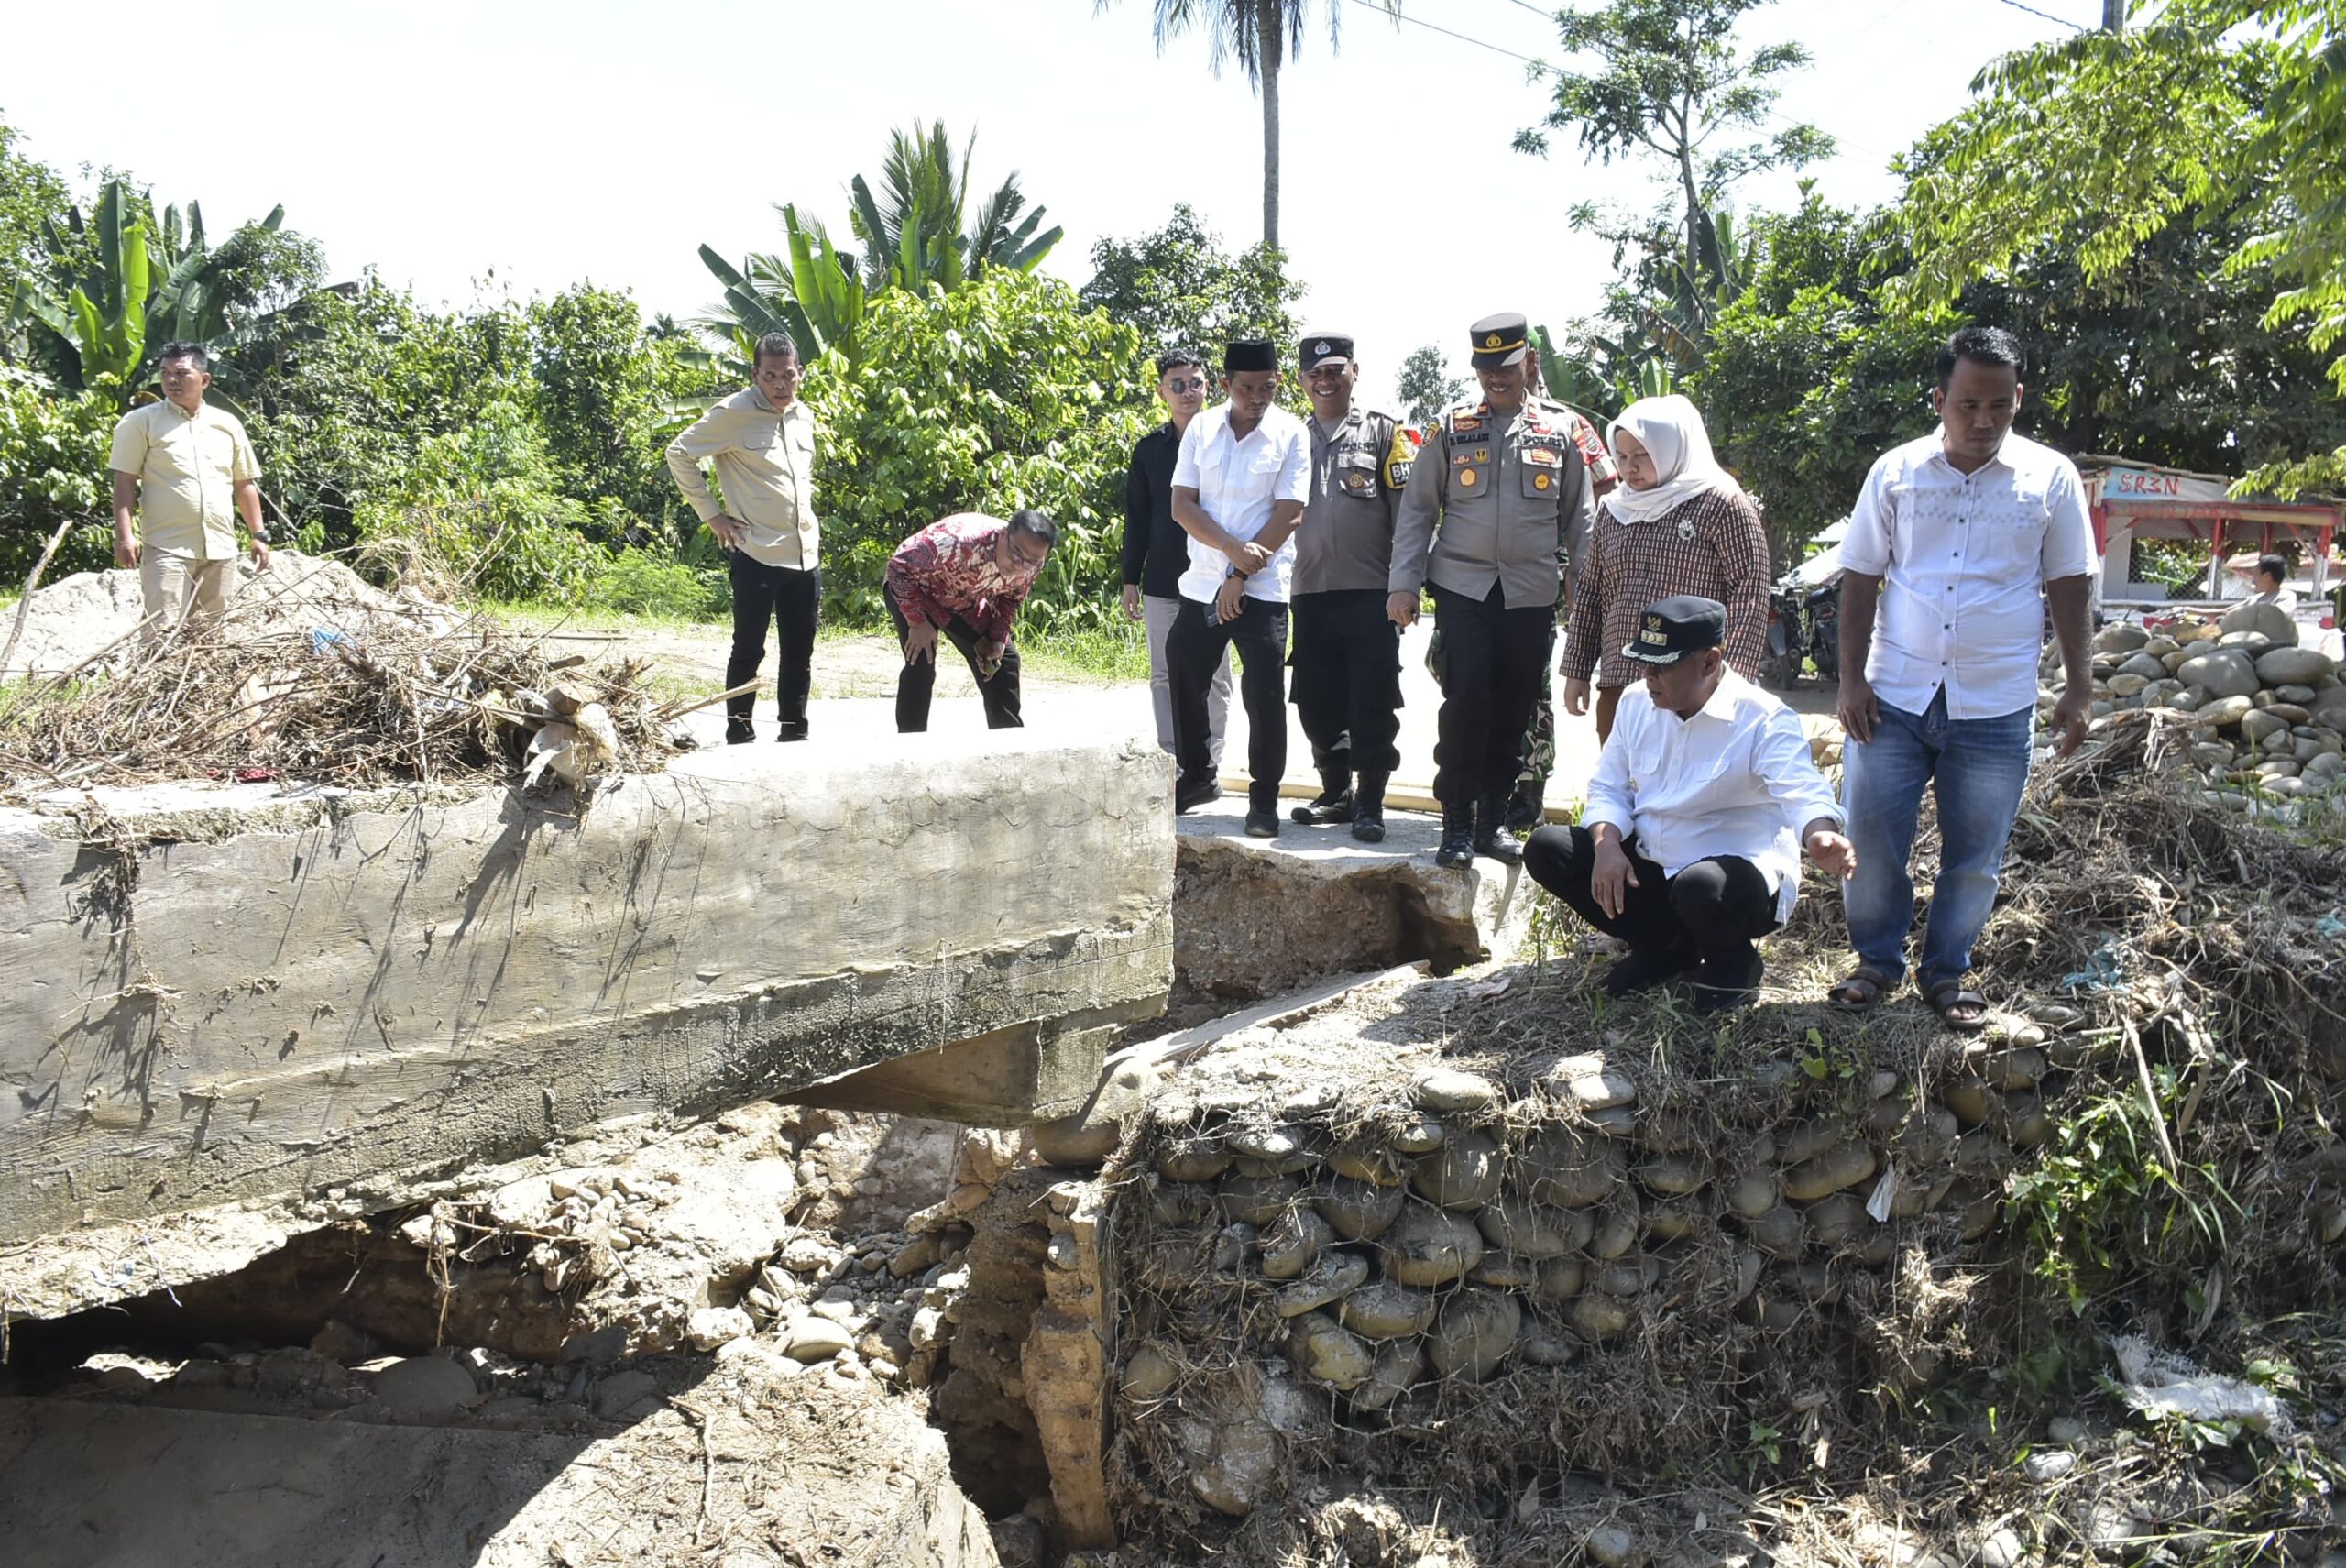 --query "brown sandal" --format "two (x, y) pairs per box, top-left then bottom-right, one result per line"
(1829, 965), (1893, 1012)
